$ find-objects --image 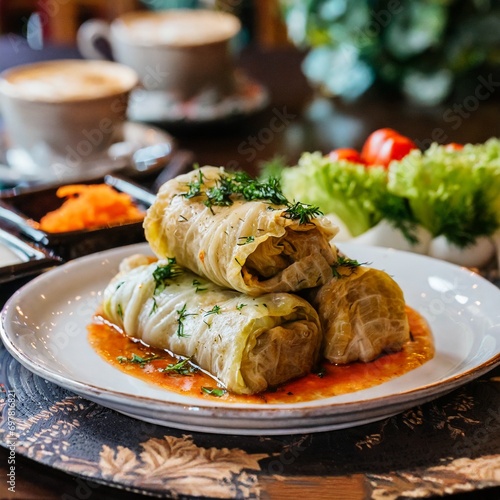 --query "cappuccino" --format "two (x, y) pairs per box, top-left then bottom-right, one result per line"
(0, 60), (138, 102)
(112, 10), (241, 46)
(0, 59), (139, 178)
(78, 9), (241, 100)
